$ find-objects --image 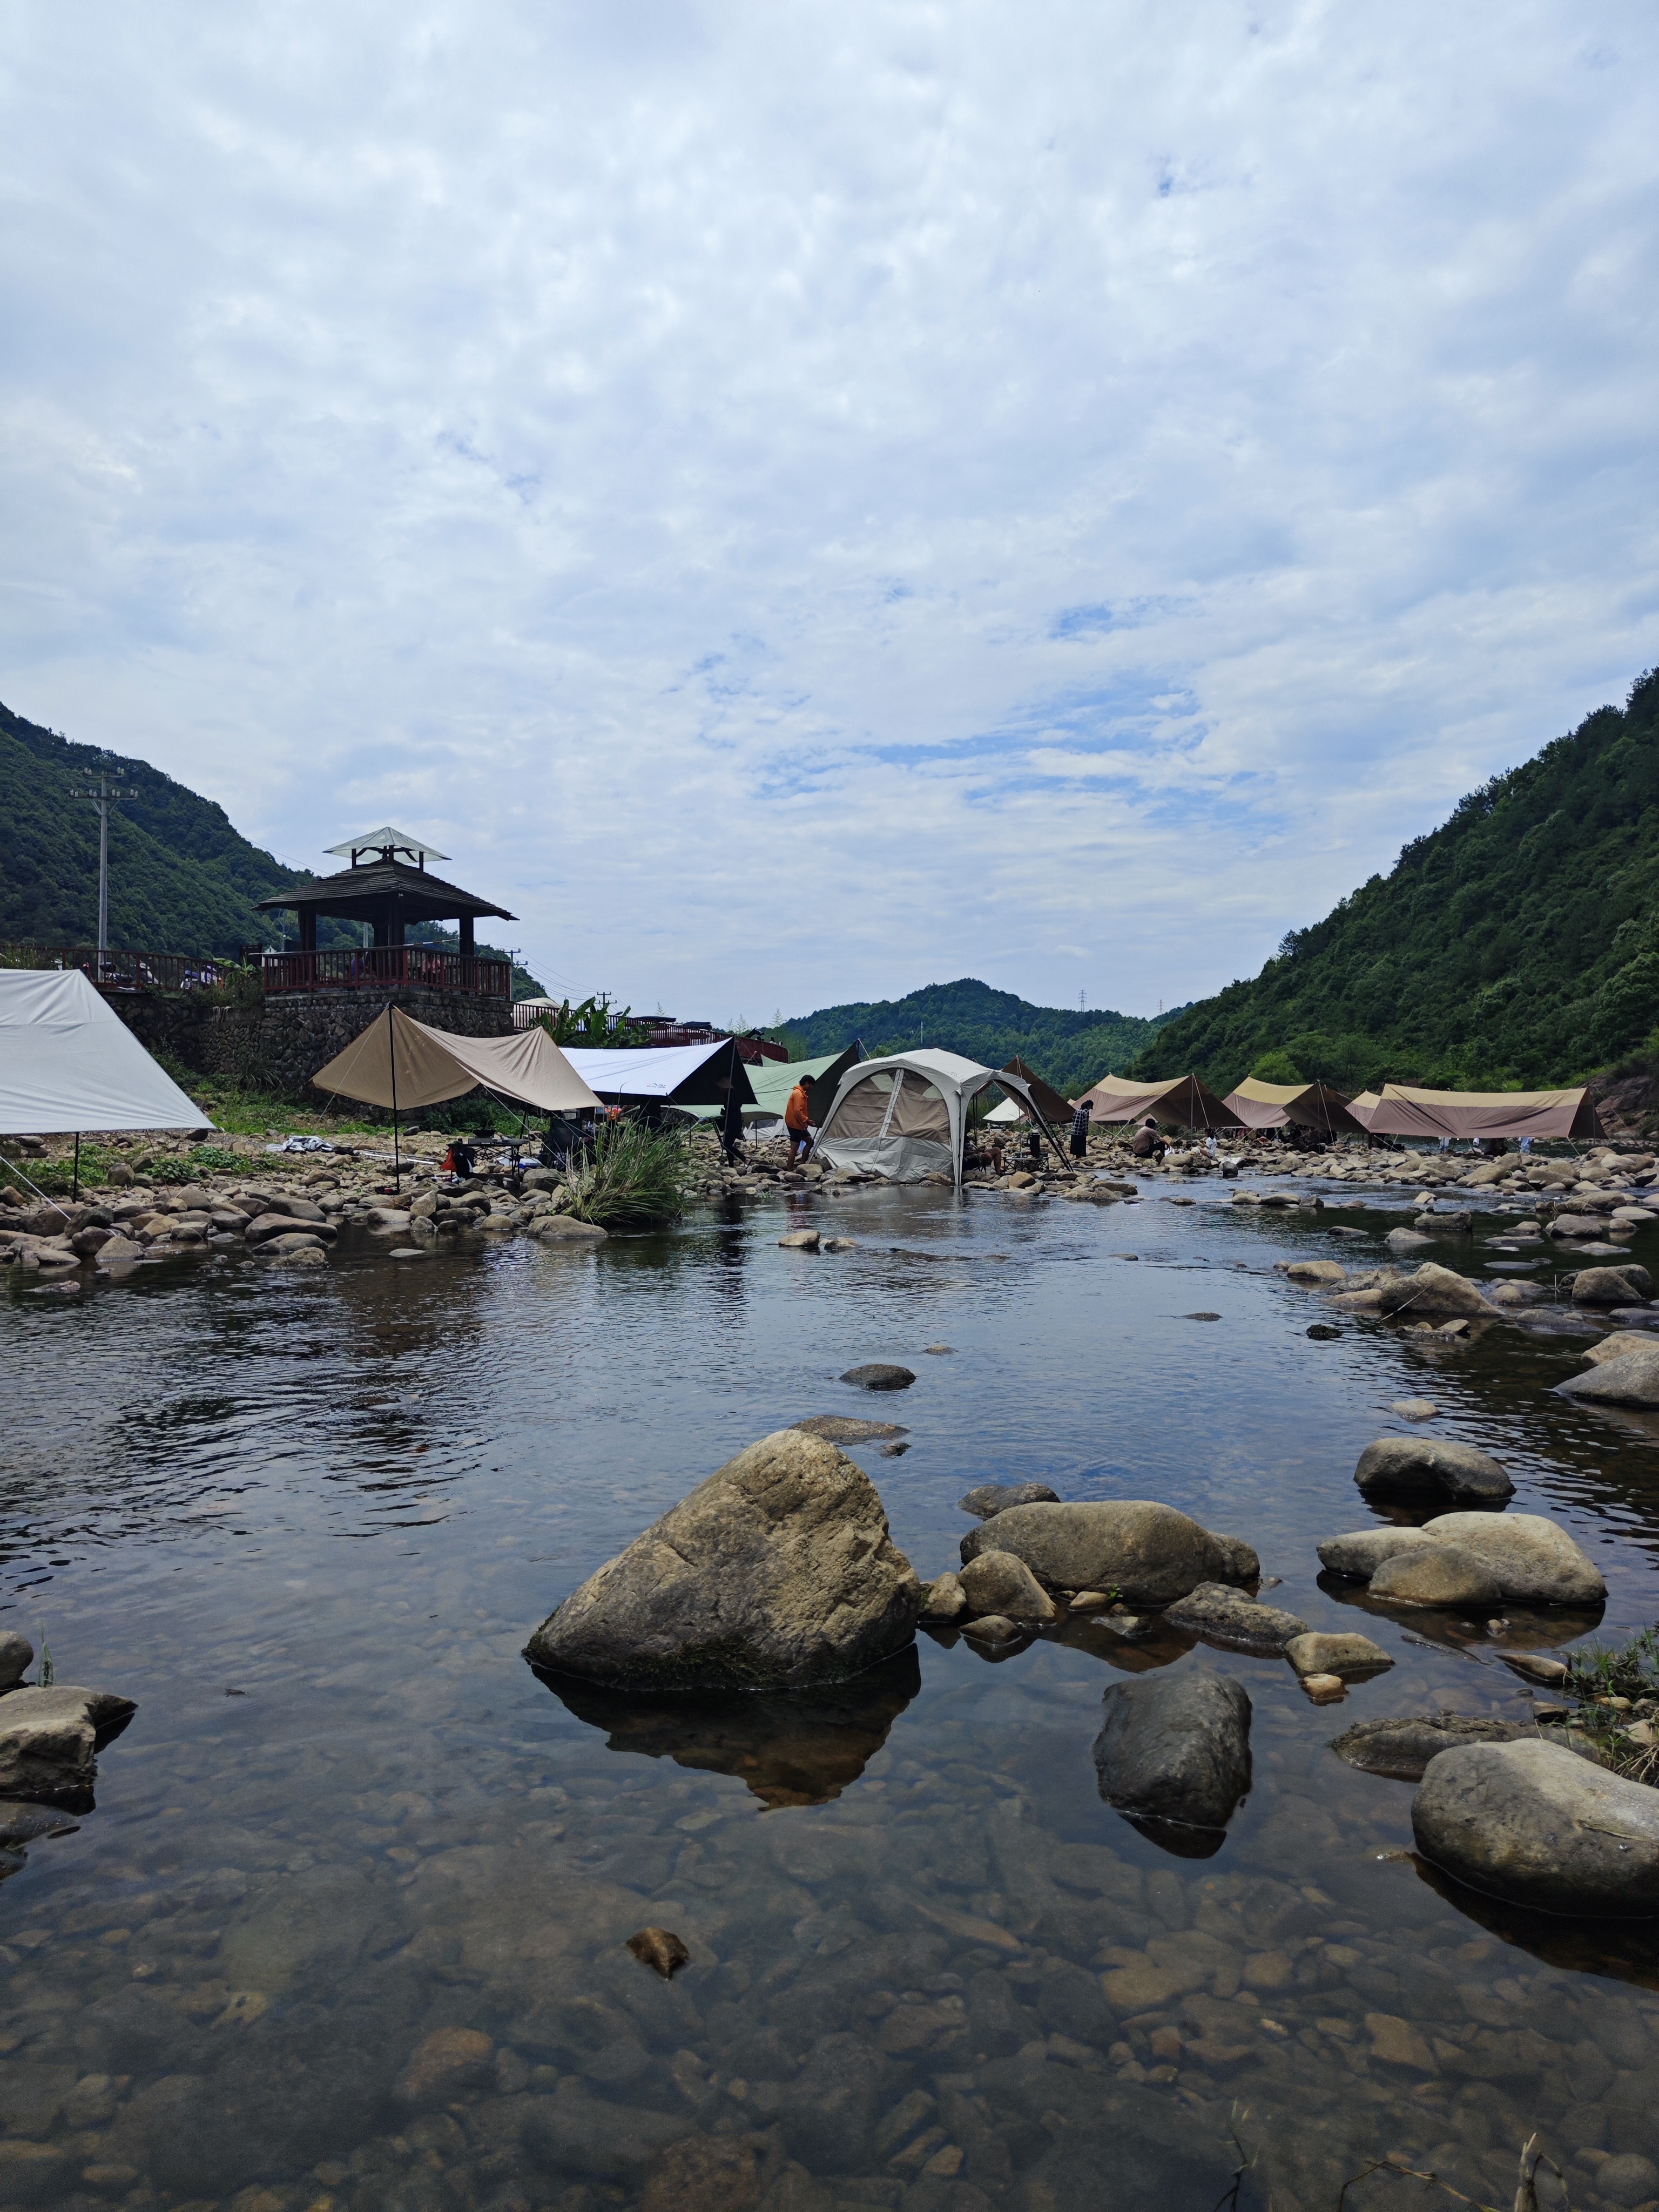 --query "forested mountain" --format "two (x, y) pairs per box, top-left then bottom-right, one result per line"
(0, 698), (308, 954)
(781, 978), (1179, 1097)
(1131, 668), (1659, 1095)
(0, 698), (542, 991)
